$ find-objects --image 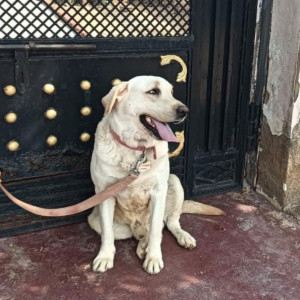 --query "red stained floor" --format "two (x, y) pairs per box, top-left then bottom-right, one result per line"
(0, 191), (299, 300)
